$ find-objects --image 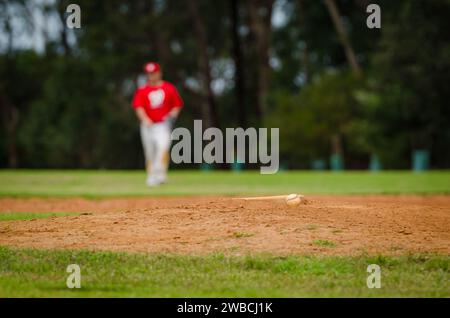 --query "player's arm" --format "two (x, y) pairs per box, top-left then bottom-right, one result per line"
(132, 89), (152, 126)
(167, 85), (184, 120)
(135, 108), (153, 126)
(168, 107), (181, 118)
